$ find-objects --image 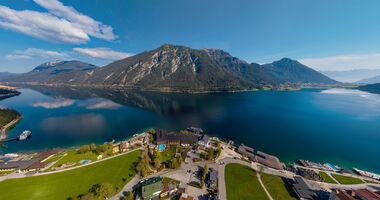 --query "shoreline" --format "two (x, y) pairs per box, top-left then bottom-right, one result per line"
(0, 116), (22, 140)
(2, 125), (379, 176)
(1, 82), (344, 94)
